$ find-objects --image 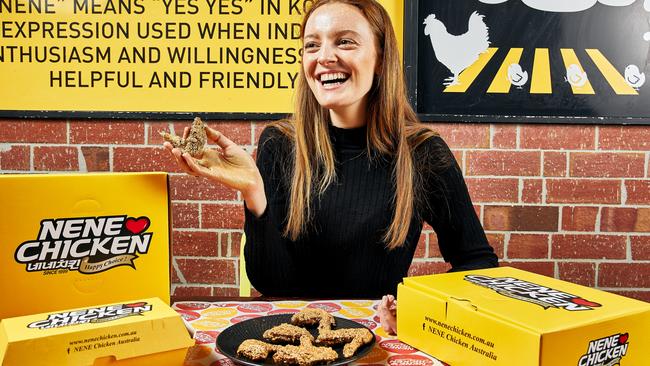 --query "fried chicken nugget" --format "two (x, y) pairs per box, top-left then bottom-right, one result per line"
(317, 328), (374, 358)
(160, 117), (207, 158)
(272, 344), (338, 366)
(291, 308), (335, 333)
(263, 323), (314, 345)
(236, 339), (278, 361)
